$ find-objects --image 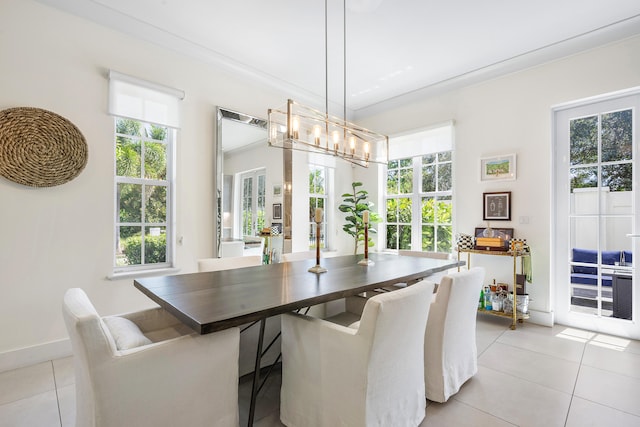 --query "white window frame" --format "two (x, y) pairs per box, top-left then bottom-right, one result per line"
(113, 117), (176, 275)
